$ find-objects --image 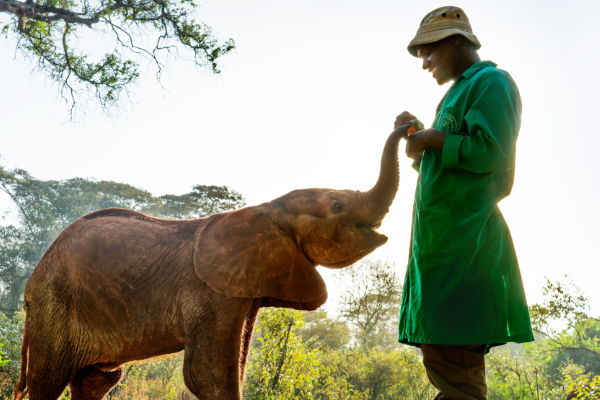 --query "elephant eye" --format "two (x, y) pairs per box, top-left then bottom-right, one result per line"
(331, 201), (345, 213)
